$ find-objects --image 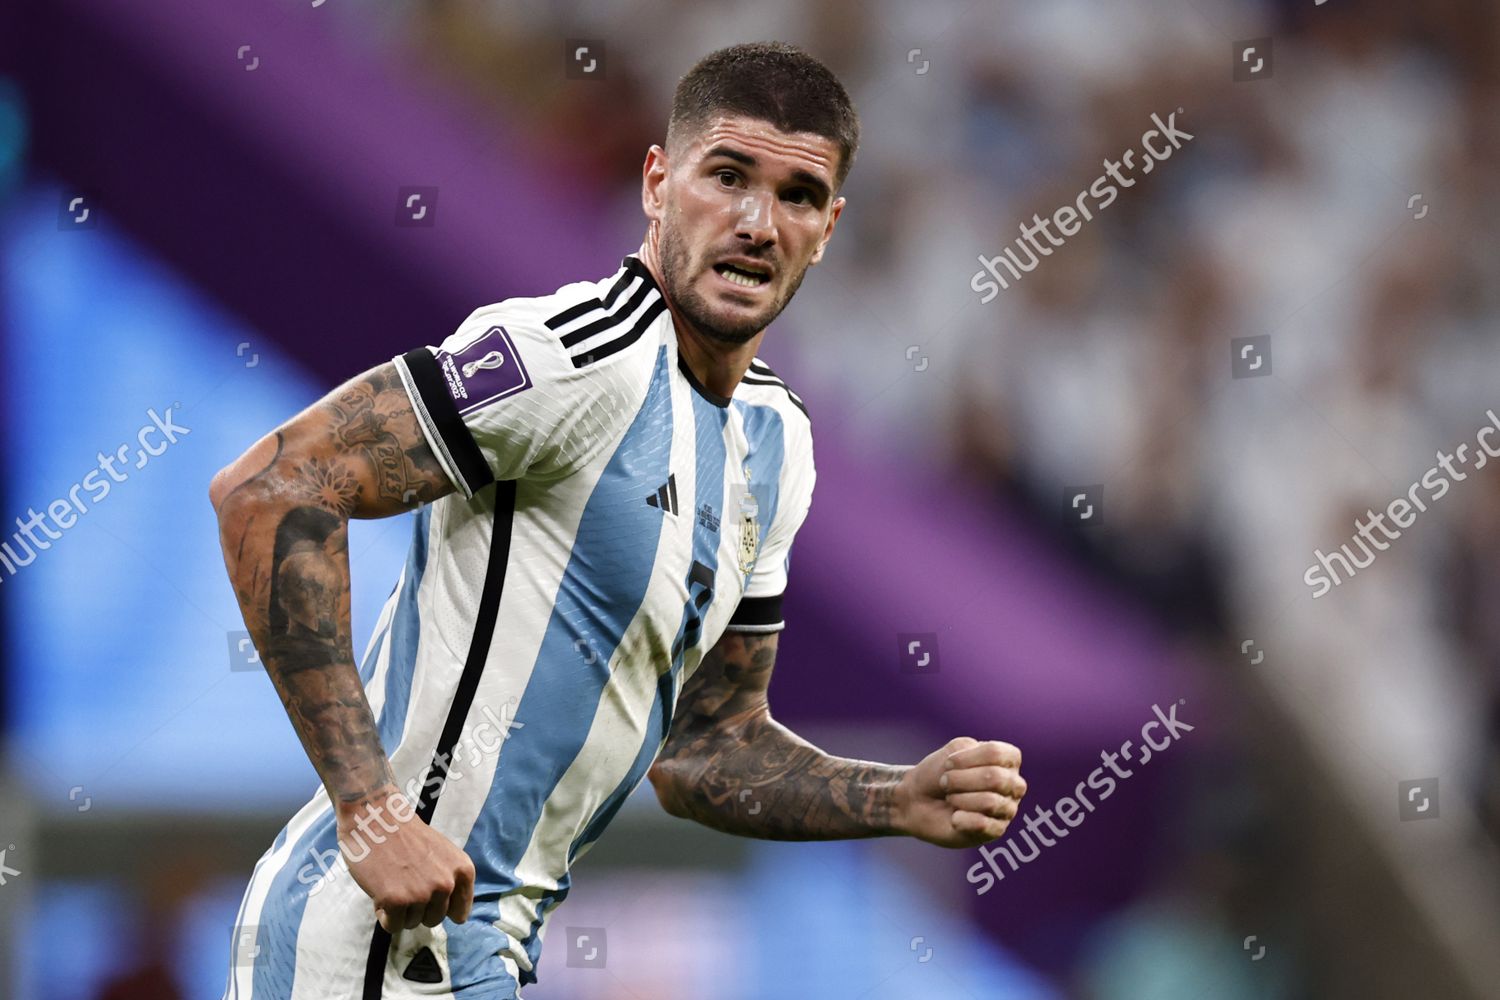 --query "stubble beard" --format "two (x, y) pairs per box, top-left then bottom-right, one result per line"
(657, 221), (806, 346)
